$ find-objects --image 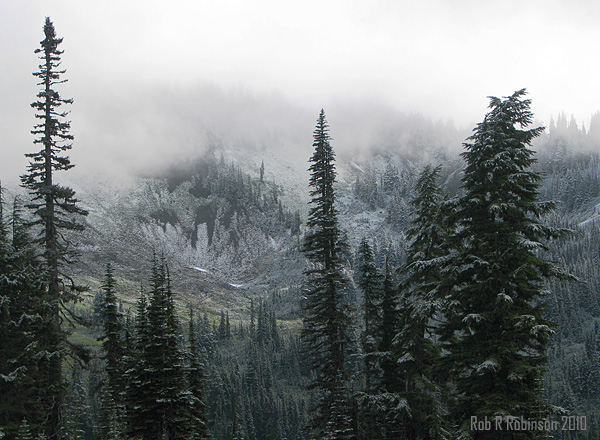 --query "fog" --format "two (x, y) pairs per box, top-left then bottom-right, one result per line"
(1, 0), (600, 183)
